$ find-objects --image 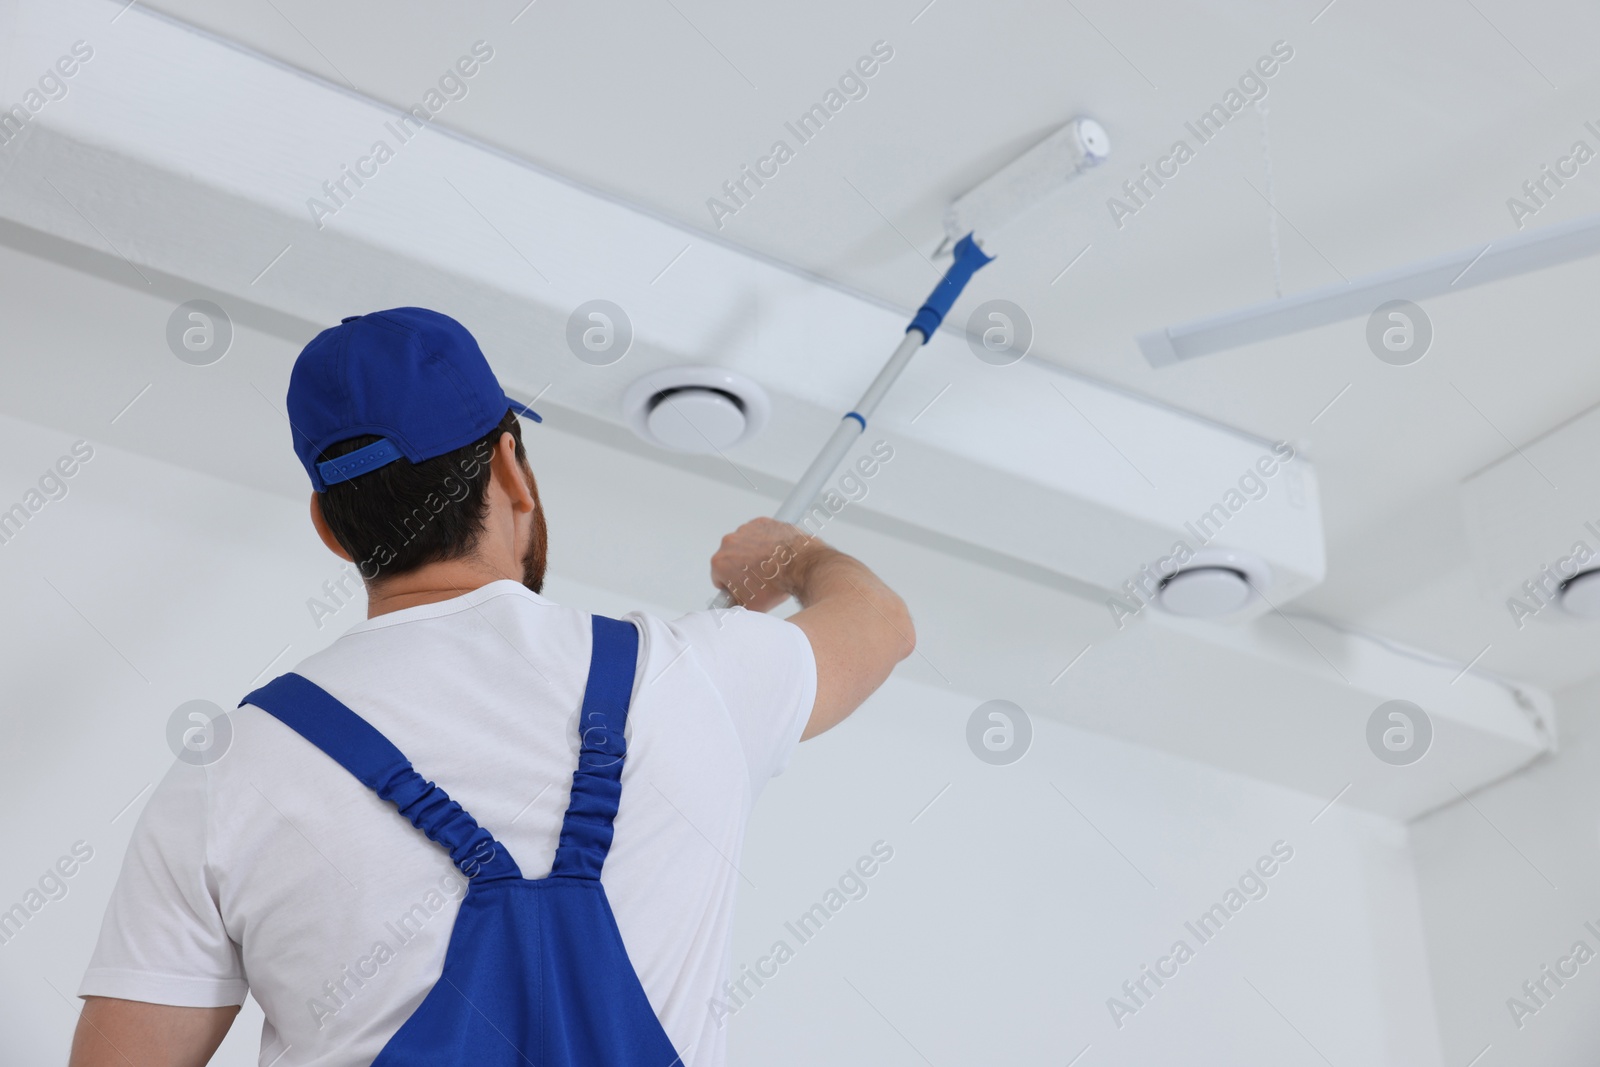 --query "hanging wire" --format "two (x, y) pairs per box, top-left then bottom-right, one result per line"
(1256, 96), (1284, 298)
